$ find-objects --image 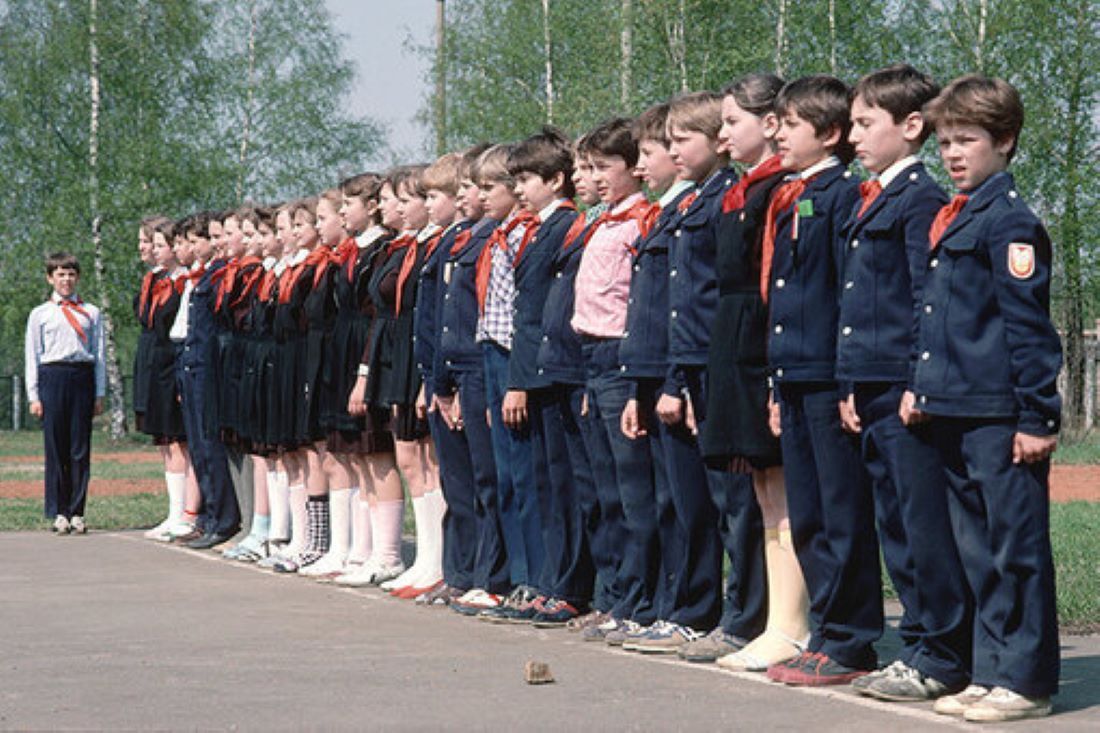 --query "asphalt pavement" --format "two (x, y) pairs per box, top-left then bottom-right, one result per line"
(1, 531), (1097, 731)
